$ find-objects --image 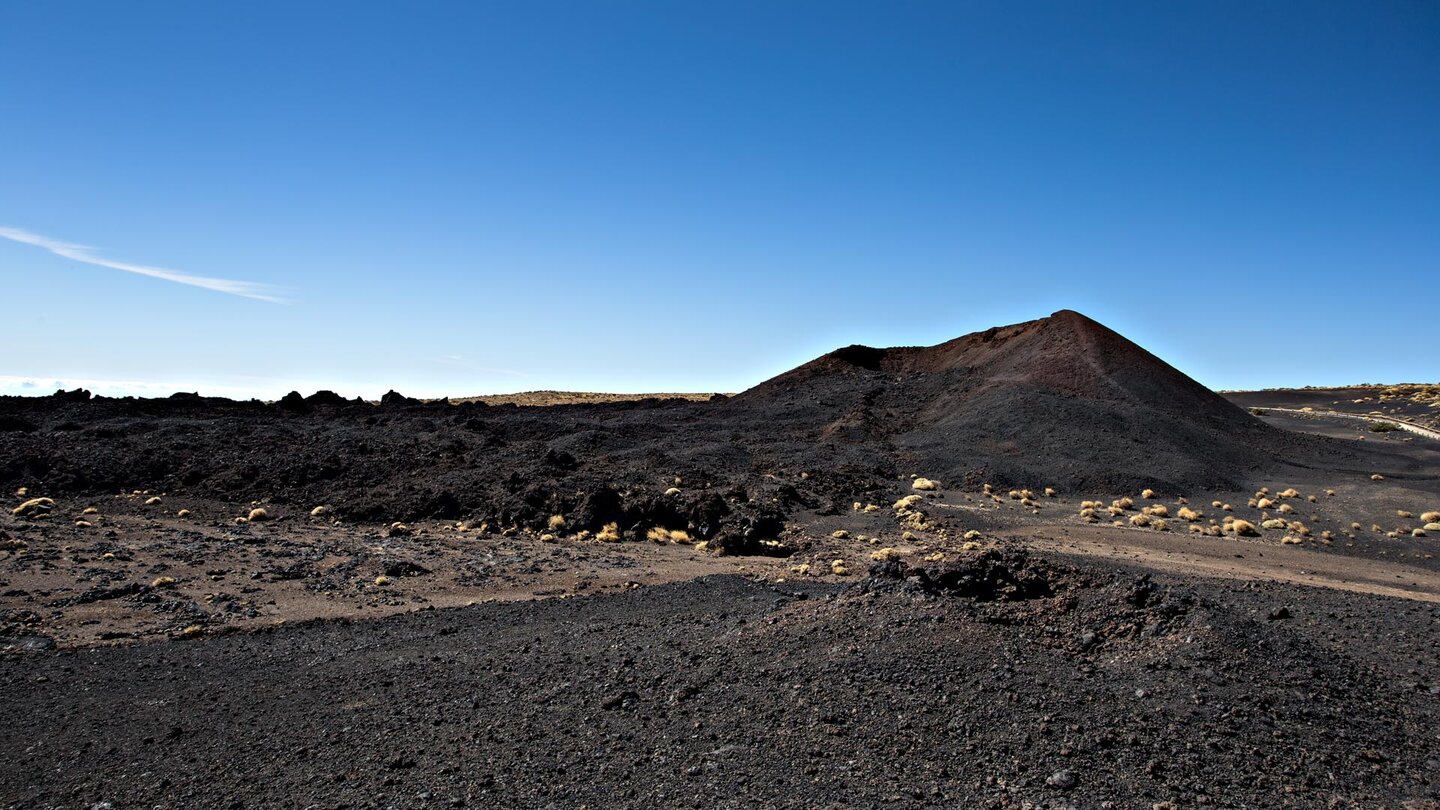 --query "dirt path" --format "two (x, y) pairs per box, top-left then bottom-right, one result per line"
(1023, 524), (1440, 602)
(0, 498), (786, 649)
(1259, 406), (1440, 441)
